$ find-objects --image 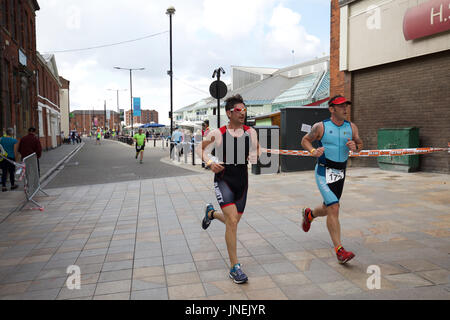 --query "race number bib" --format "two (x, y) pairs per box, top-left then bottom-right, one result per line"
(326, 168), (345, 184)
